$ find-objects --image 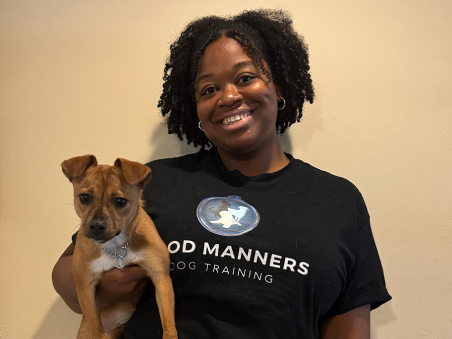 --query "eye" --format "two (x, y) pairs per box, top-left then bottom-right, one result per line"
(114, 197), (128, 208)
(78, 194), (93, 205)
(238, 75), (255, 83)
(201, 86), (217, 96)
